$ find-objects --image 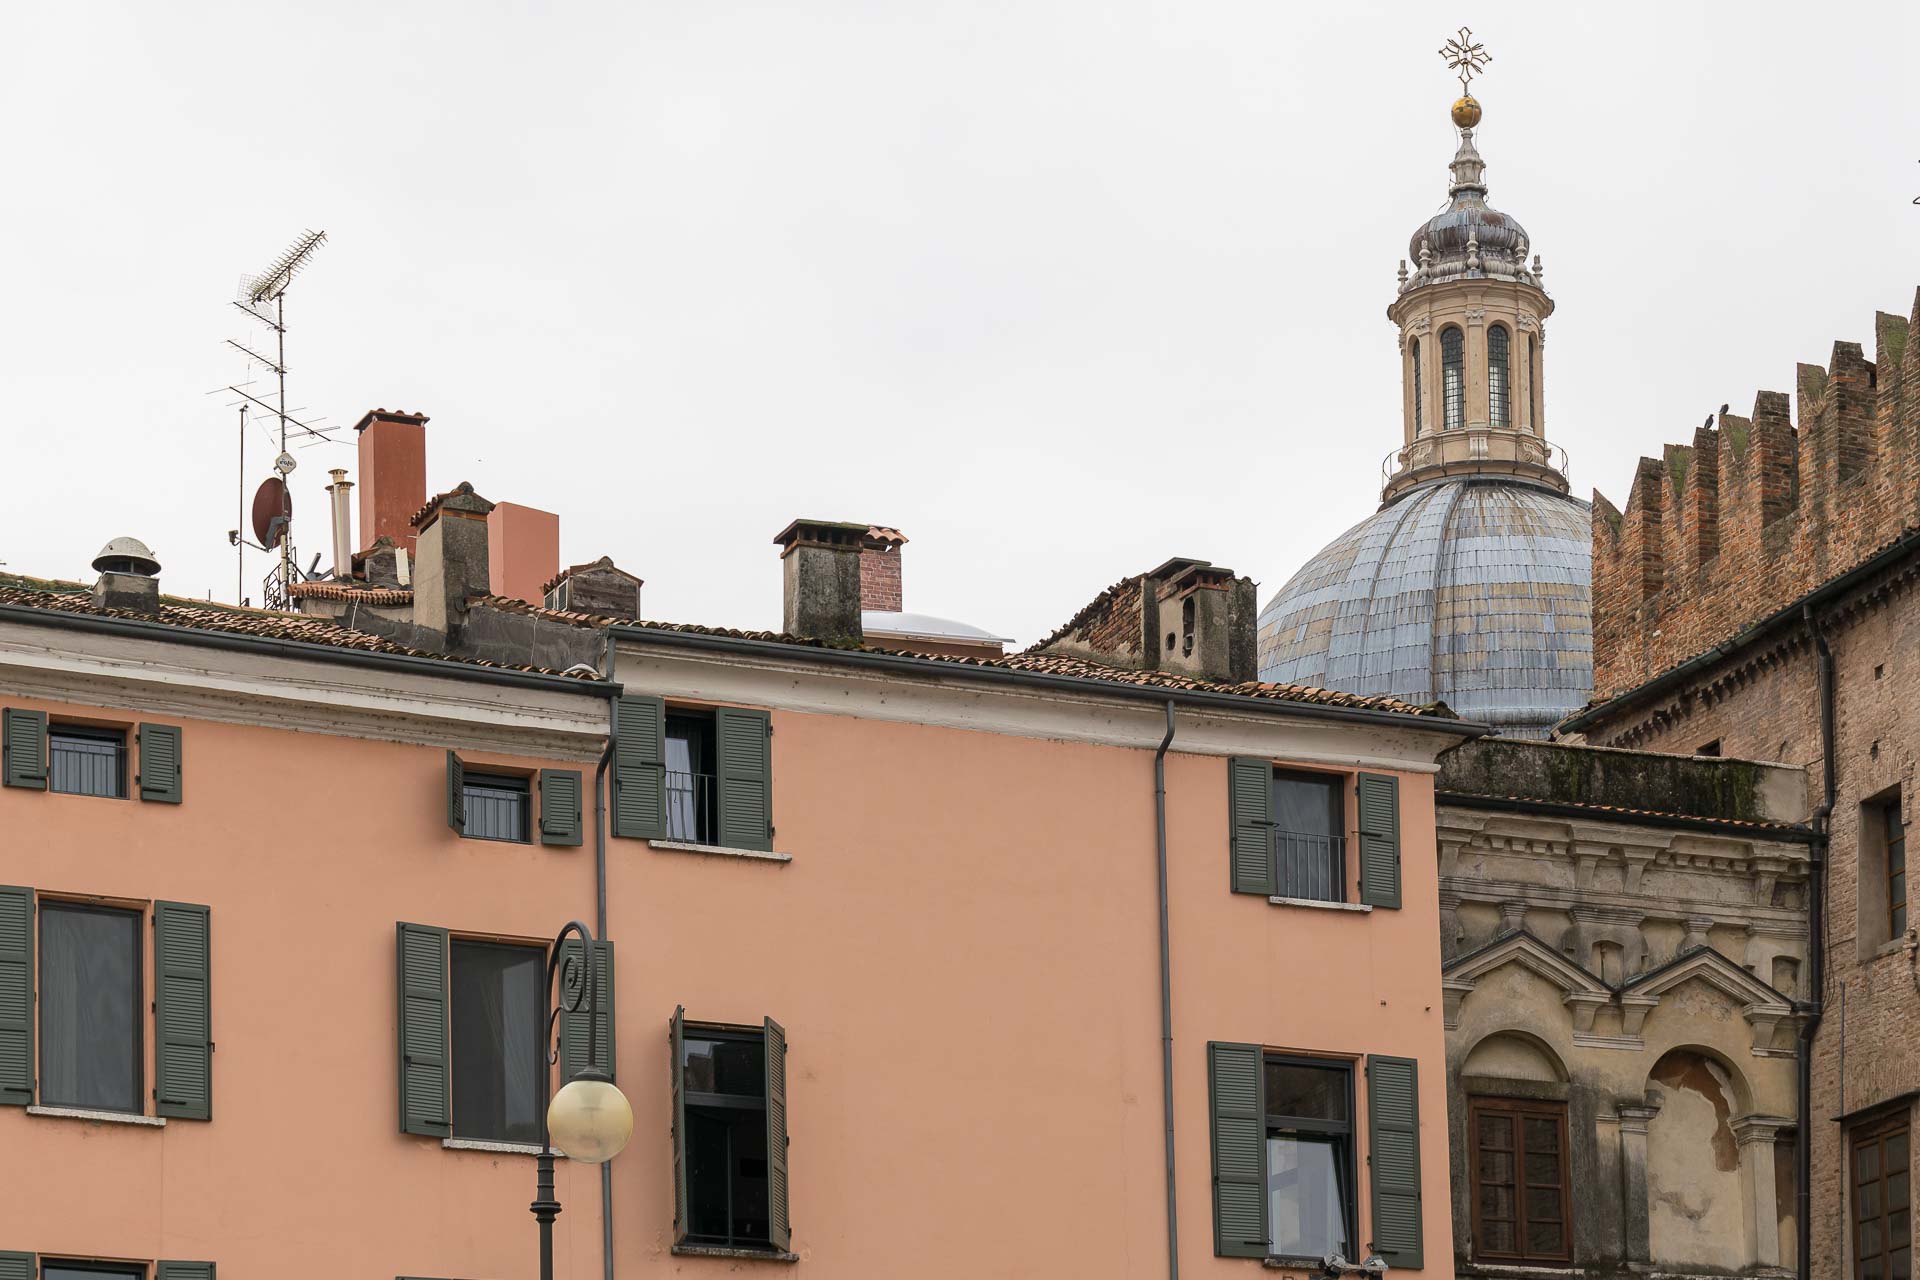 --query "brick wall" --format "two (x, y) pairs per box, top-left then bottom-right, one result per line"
(1592, 291), (1920, 700)
(859, 543), (902, 612)
(1580, 565), (1920, 1280)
